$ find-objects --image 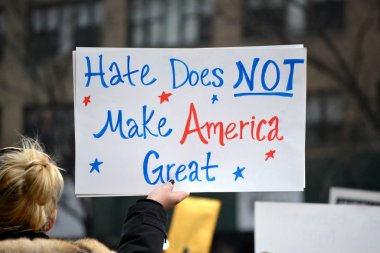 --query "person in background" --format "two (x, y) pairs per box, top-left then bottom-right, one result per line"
(0, 137), (188, 252)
